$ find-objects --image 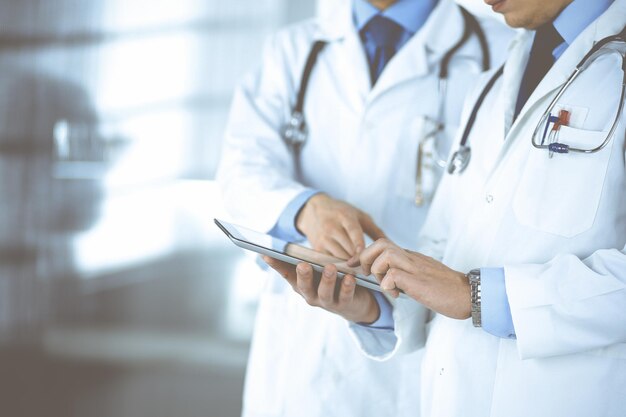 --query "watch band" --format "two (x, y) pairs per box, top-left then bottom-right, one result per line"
(467, 269), (482, 327)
